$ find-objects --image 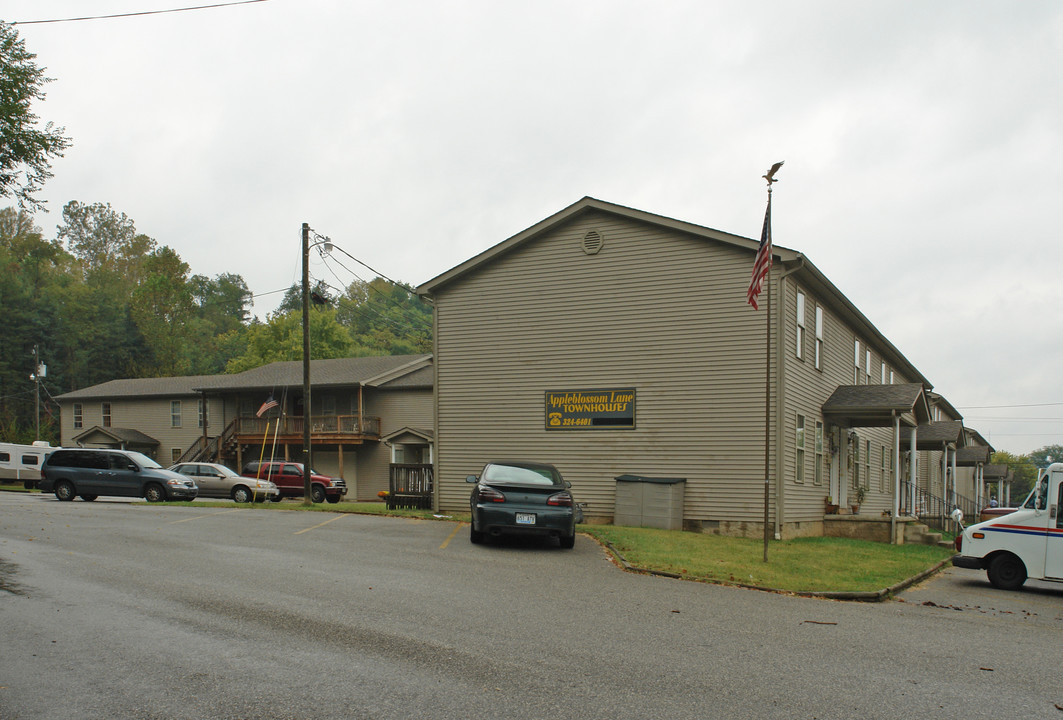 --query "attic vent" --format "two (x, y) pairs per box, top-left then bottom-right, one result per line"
(582, 230), (604, 255)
